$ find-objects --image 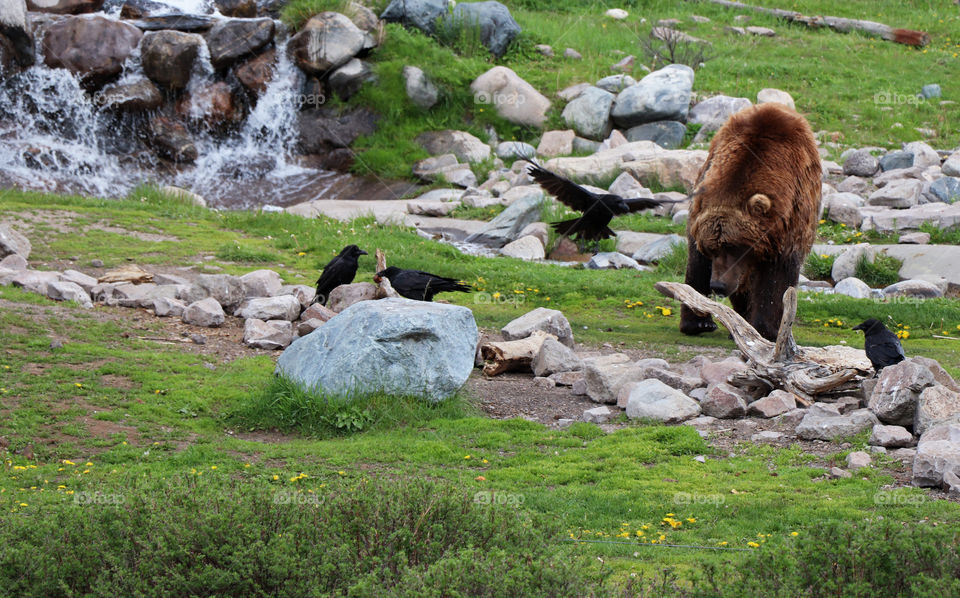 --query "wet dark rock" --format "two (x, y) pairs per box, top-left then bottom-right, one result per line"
(42, 15), (143, 87)
(297, 107), (378, 154)
(126, 14), (217, 31)
(27, 0), (104, 14)
(205, 17), (274, 70)
(140, 30), (203, 90)
(148, 116), (198, 163)
(97, 79), (162, 112)
(235, 47), (275, 95)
